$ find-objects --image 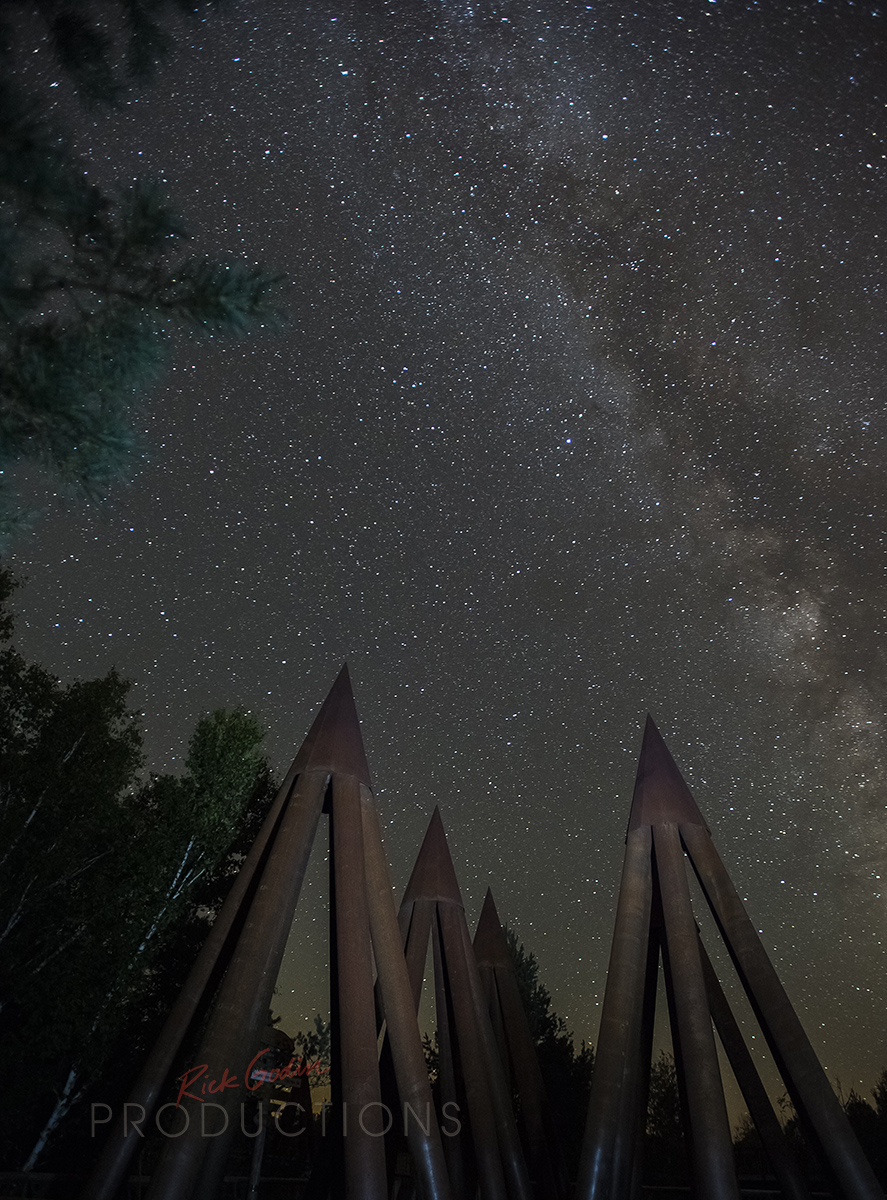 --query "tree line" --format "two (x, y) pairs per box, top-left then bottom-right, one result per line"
(0, 565), (278, 1170)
